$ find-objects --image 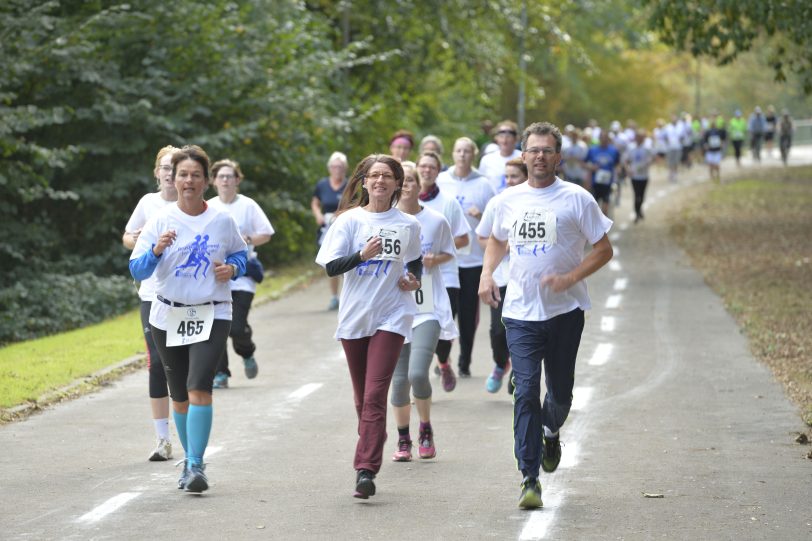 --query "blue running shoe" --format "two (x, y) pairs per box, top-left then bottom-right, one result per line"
(243, 356), (258, 379)
(486, 366), (506, 393)
(176, 459), (189, 490)
(185, 462), (208, 493)
(212, 372), (228, 389)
